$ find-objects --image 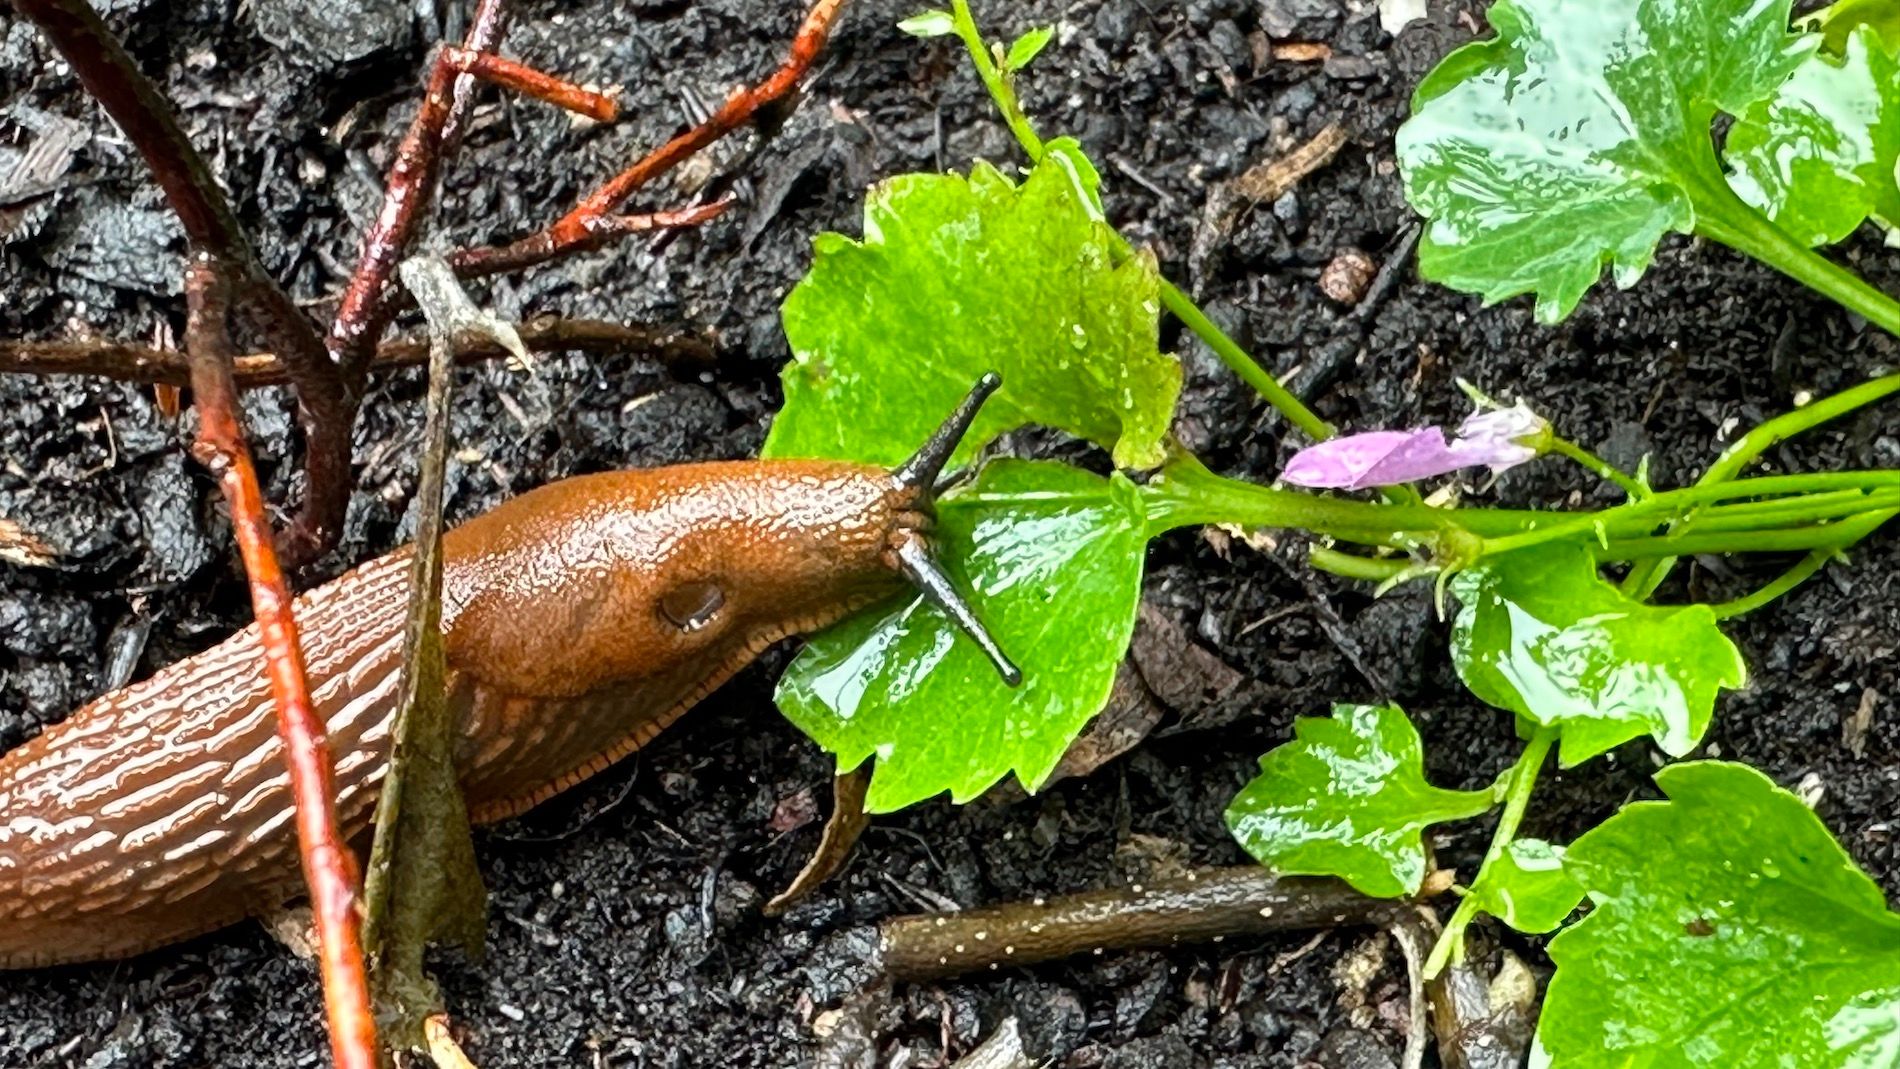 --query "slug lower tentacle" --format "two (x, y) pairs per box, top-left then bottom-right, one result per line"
(0, 375), (1013, 968)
